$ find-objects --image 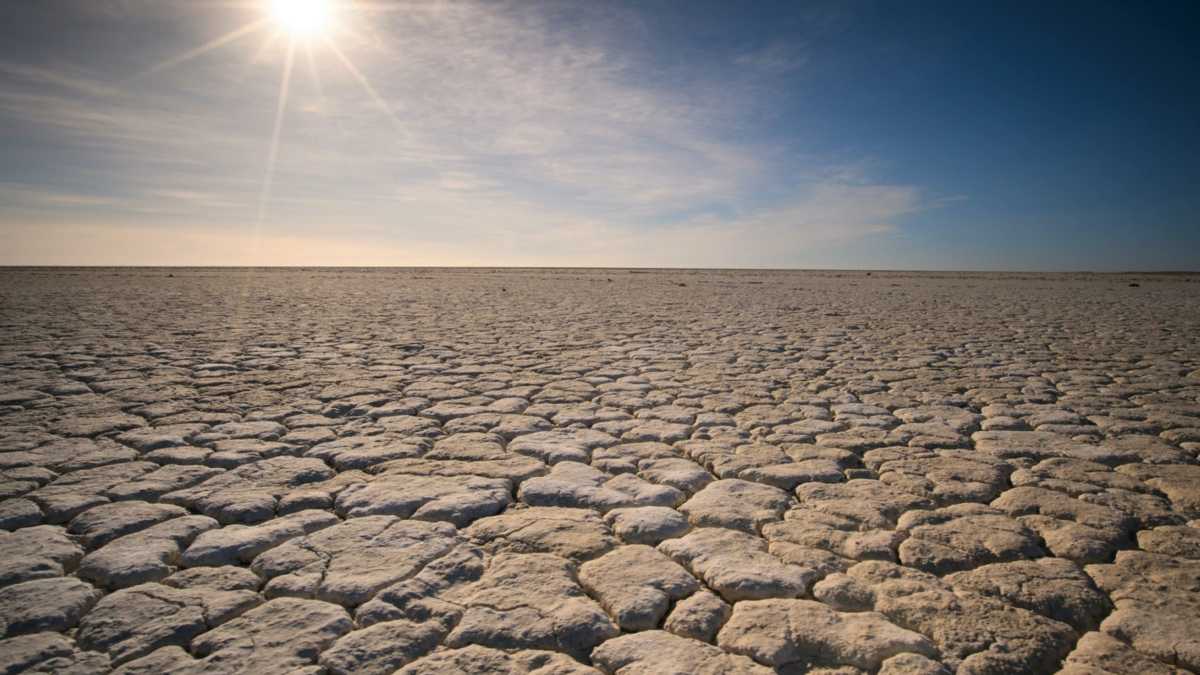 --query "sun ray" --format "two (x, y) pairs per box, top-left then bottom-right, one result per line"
(255, 38), (298, 231)
(136, 19), (267, 78)
(303, 42), (325, 102)
(323, 38), (465, 163)
(323, 38), (401, 128)
(236, 36), (296, 311)
(347, 1), (419, 14)
(252, 28), (286, 64)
